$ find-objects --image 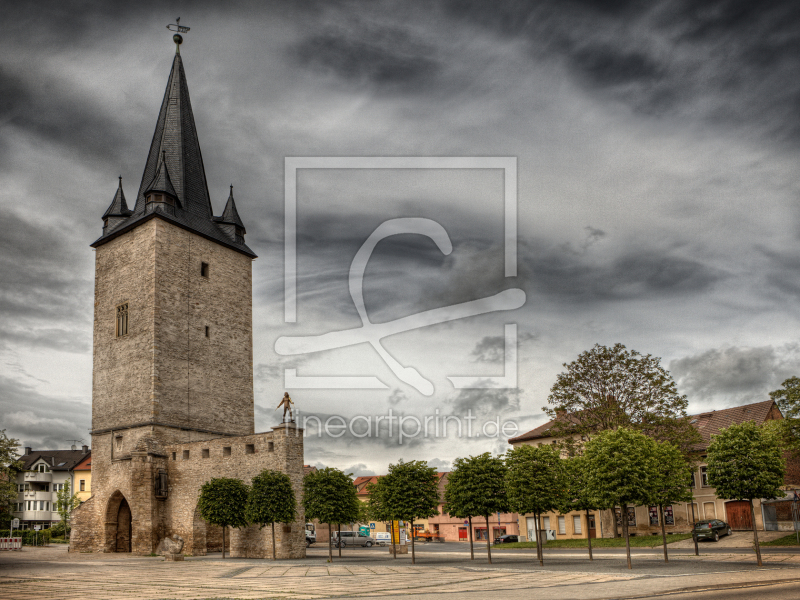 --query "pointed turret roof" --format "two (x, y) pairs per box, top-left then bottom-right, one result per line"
(143, 151), (178, 200)
(92, 52), (256, 258)
(102, 176), (132, 219)
(216, 185), (246, 232)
